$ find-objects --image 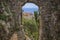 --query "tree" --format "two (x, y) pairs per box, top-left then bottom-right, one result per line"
(34, 11), (38, 22)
